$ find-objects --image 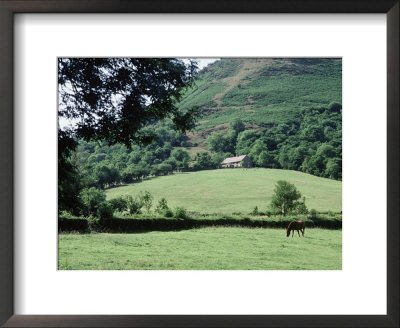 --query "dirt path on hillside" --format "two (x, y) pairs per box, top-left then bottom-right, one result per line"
(212, 59), (269, 108)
